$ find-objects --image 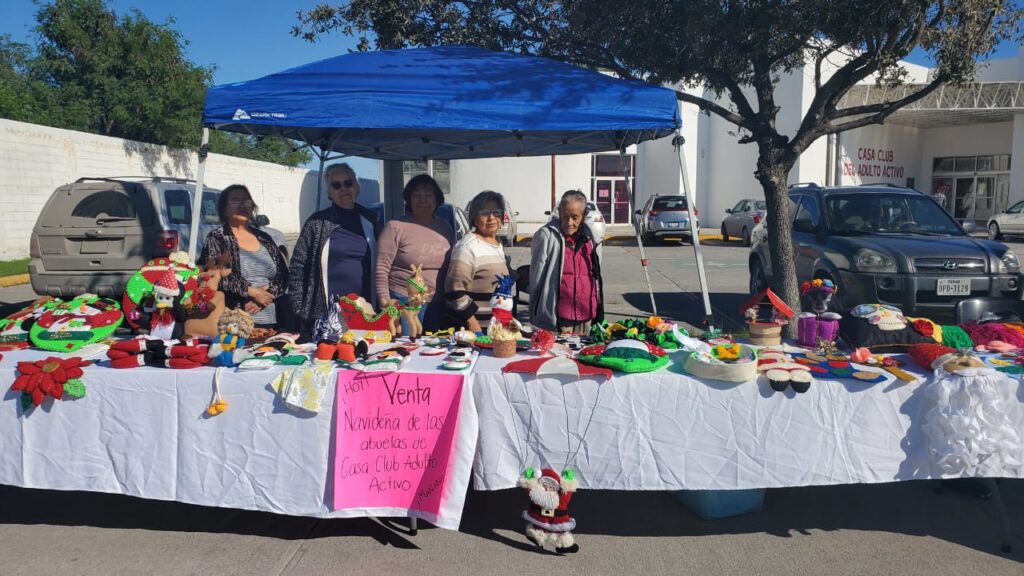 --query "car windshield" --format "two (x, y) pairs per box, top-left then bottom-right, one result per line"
(825, 194), (963, 236)
(653, 197), (688, 210)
